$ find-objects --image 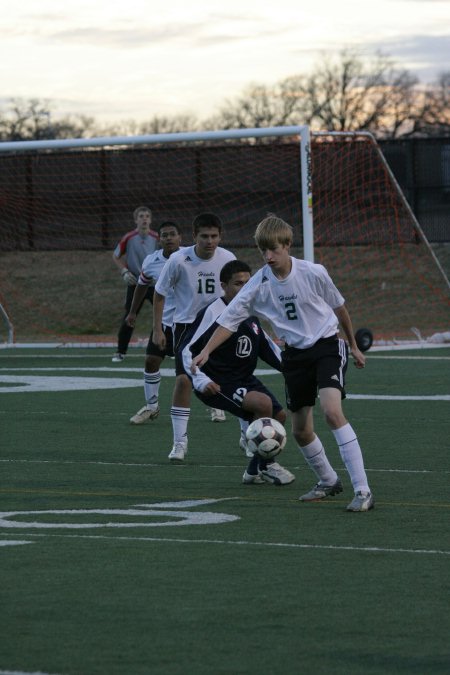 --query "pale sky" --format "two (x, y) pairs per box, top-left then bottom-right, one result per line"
(1, 0), (449, 125)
